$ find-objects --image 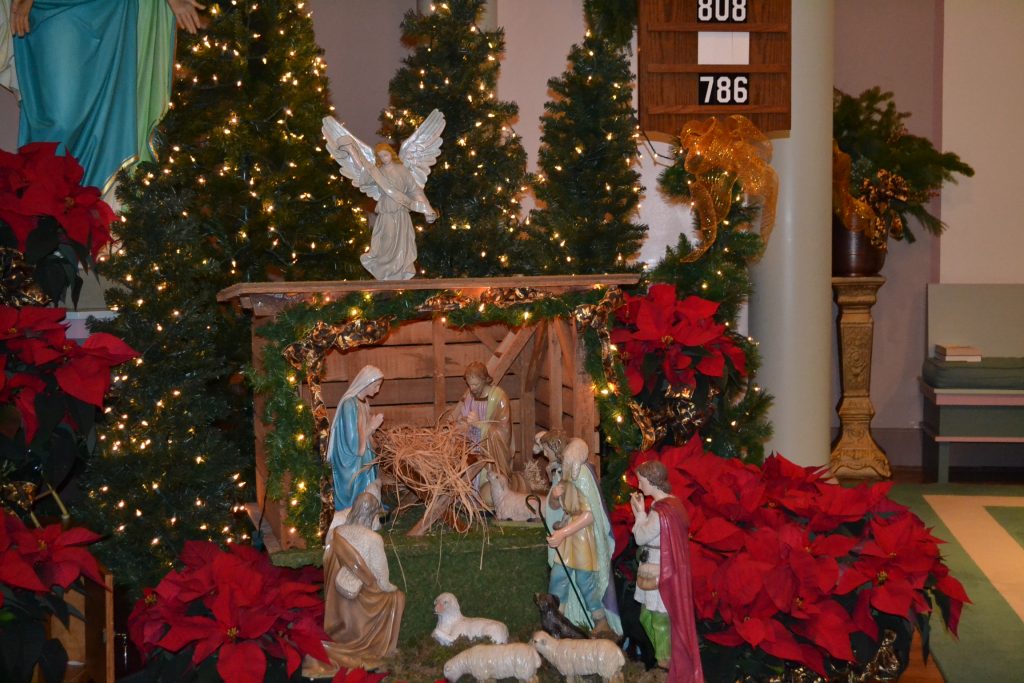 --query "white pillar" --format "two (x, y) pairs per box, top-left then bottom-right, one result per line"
(749, 0), (834, 467)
